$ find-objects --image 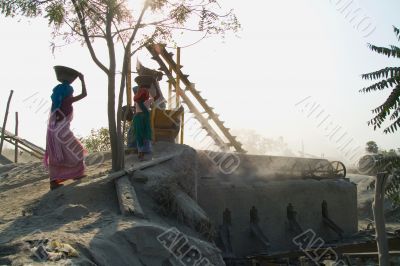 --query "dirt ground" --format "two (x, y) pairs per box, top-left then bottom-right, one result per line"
(0, 143), (224, 265)
(0, 146), (399, 265)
